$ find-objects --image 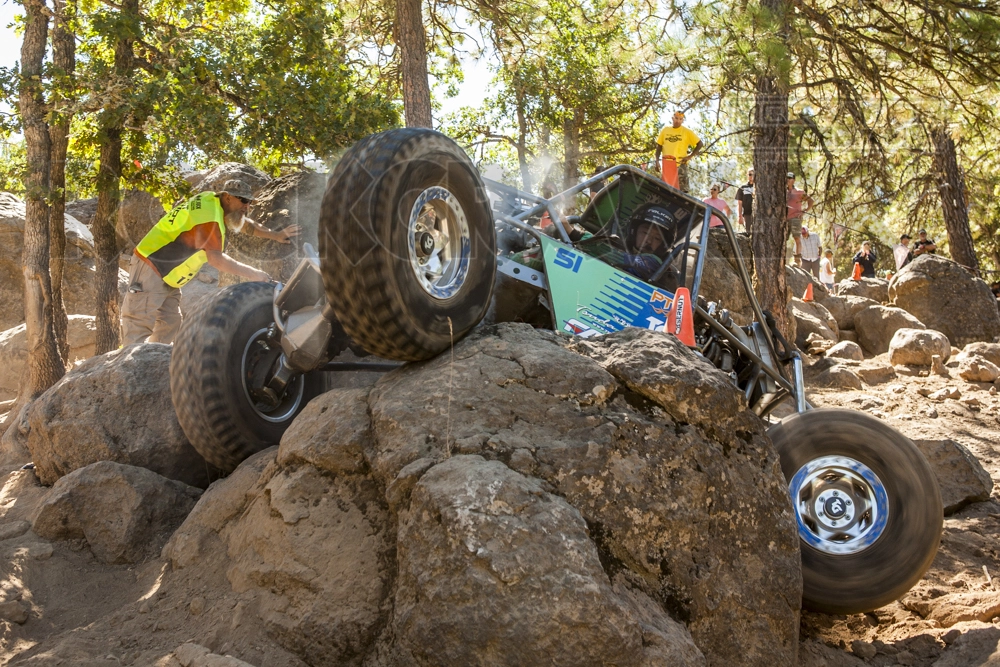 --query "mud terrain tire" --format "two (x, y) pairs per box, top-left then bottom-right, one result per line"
(170, 281), (327, 473)
(319, 128), (496, 361)
(769, 409), (942, 613)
